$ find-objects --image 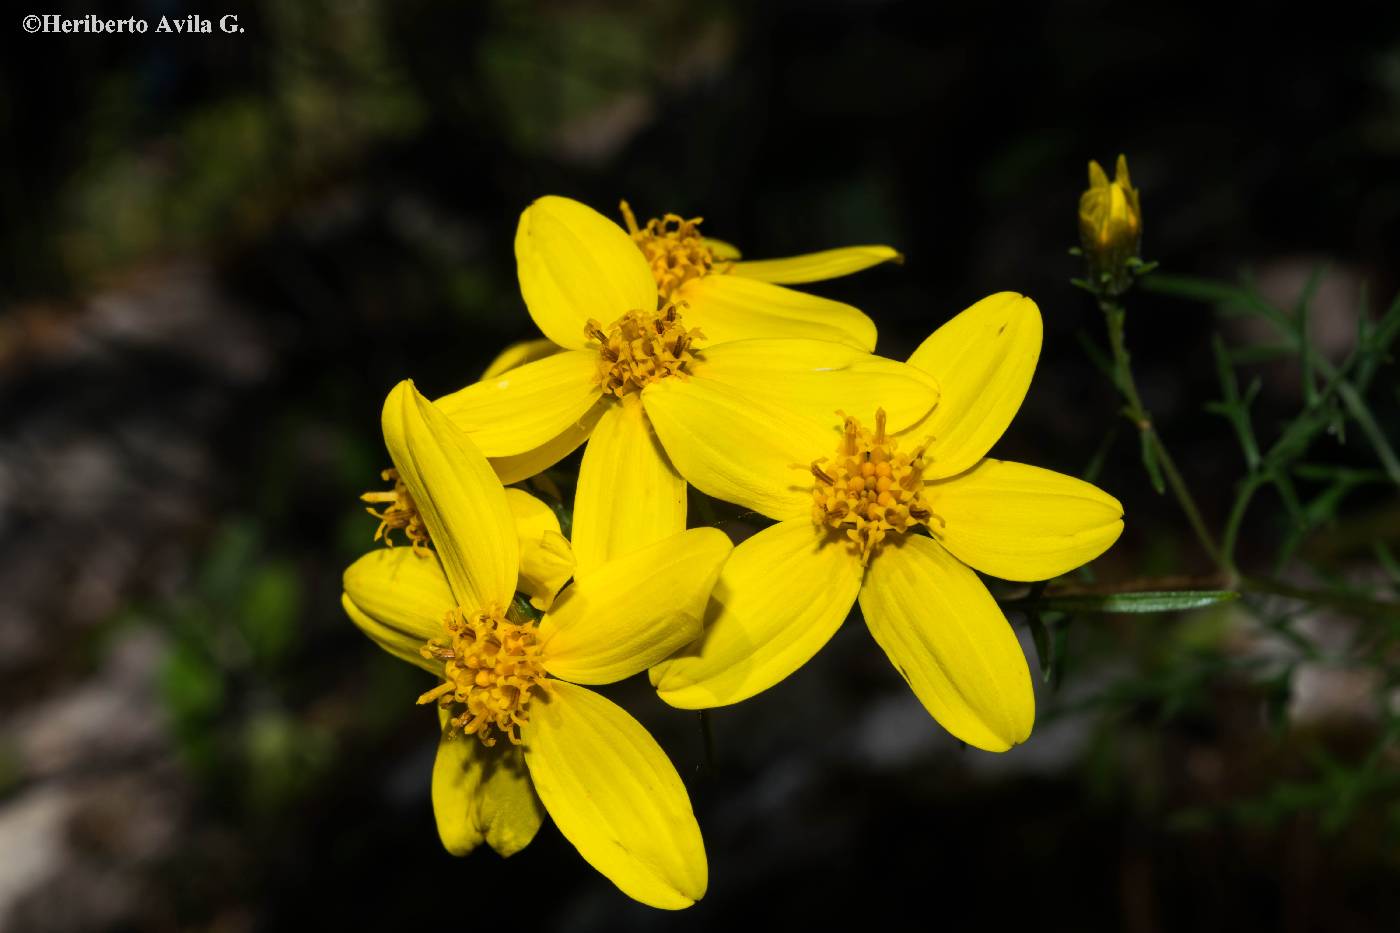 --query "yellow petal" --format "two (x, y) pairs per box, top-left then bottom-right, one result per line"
(1114, 153), (1132, 187)
(1087, 159), (1109, 188)
(481, 338), (562, 379)
(342, 547), (451, 642)
(435, 349), (601, 458)
(643, 376), (830, 522)
(654, 520), (861, 709)
(675, 275), (875, 350)
(523, 682), (706, 909)
(341, 549), (452, 673)
(504, 487), (575, 611)
(859, 535), (1034, 752)
(693, 339), (940, 433)
(341, 592), (440, 675)
(515, 196), (658, 350)
(906, 292), (1042, 479)
(929, 459), (1124, 582)
(489, 401), (605, 485)
(731, 245), (902, 284)
(571, 397), (686, 575)
(432, 710), (544, 857)
(702, 237), (742, 260)
(382, 380), (518, 611)
(540, 528), (731, 684)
